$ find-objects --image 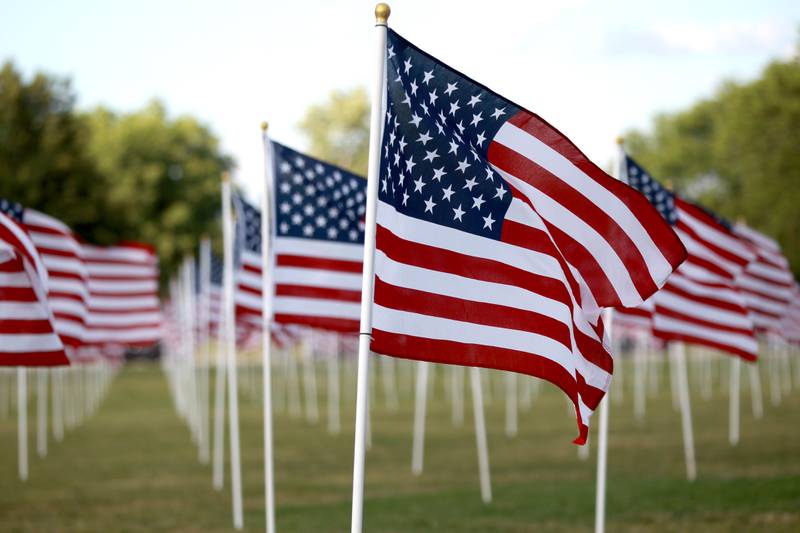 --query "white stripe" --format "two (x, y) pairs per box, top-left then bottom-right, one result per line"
(83, 246), (155, 263)
(0, 333), (63, 352)
(0, 302), (49, 320)
(678, 207), (753, 266)
(0, 271), (32, 287)
(493, 123), (672, 285)
(88, 296), (159, 310)
(86, 264), (155, 277)
(87, 311), (162, 326)
(83, 328), (162, 343)
(273, 267), (362, 291)
(273, 297), (361, 320)
(655, 315), (758, 354)
(88, 279), (157, 293)
(657, 291), (752, 329)
(274, 237), (364, 262)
